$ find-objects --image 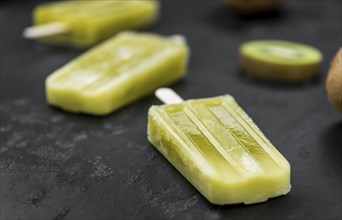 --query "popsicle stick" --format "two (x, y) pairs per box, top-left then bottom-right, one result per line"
(155, 88), (184, 105)
(23, 22), (69, 39)
(170, 34), (186, 44)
